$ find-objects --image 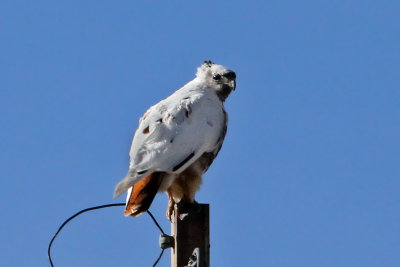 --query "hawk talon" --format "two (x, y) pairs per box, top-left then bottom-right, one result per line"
(167, 198), (176, 222)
